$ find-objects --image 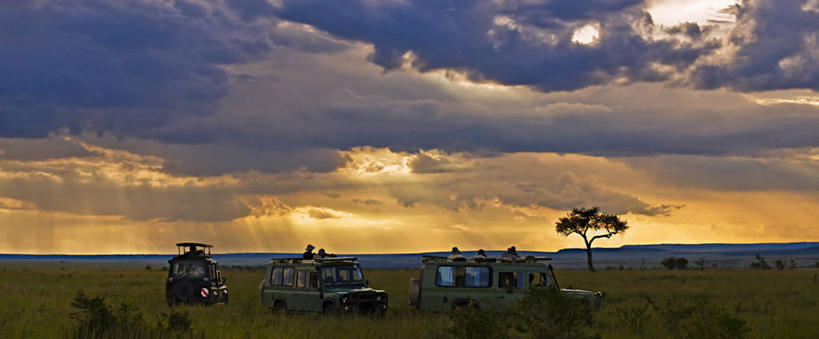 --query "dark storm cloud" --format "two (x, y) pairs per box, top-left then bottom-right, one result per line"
(273, 0), (716, 92)
(690, 0), (819, 91)
(0, 0), (346, 140)
(0, 1), (245, 137)
(0, 137), (92, 161)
